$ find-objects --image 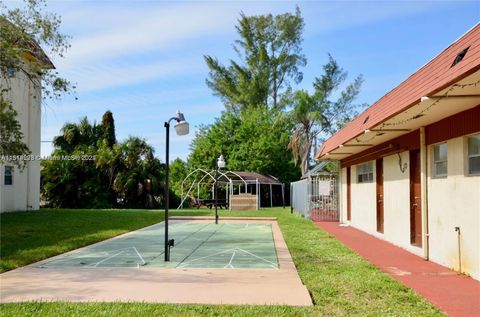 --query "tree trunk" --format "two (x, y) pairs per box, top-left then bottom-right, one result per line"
(301, 139), (311, 176)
